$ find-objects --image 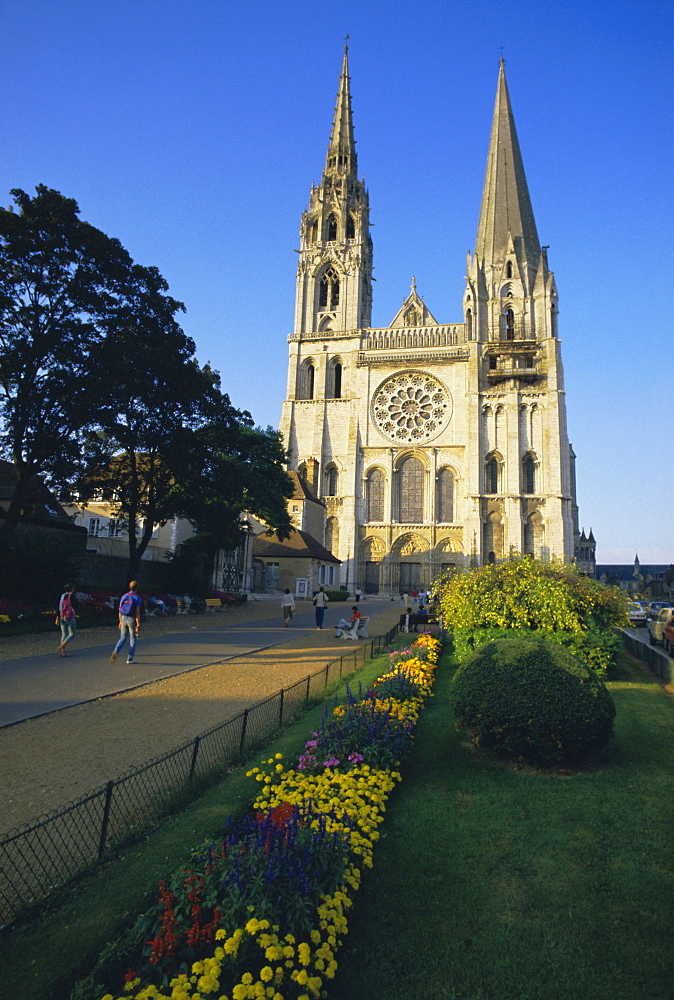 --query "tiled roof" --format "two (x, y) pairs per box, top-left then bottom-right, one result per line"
(253, 527), (340, 563)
